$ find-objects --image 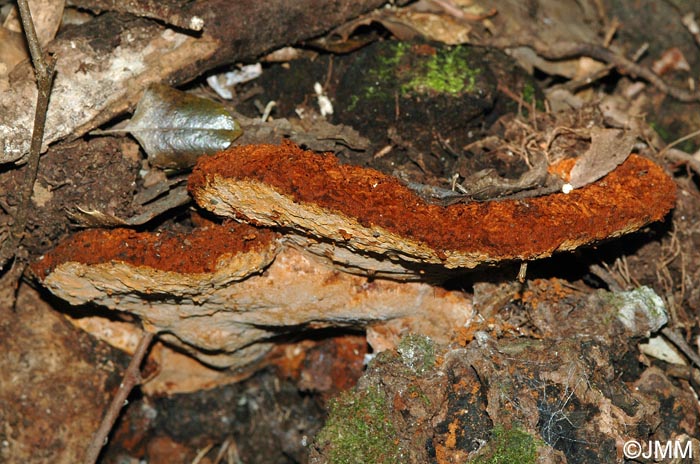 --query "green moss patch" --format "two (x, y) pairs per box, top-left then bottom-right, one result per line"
(397, 334), (436, 374)
(470, 425), (540, 464)
(401, 46), (480, 96)
(315, 385), (400, 464)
